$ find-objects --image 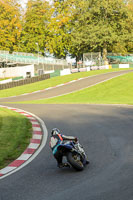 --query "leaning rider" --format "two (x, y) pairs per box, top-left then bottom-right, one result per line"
(49, 128), (89, 168)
